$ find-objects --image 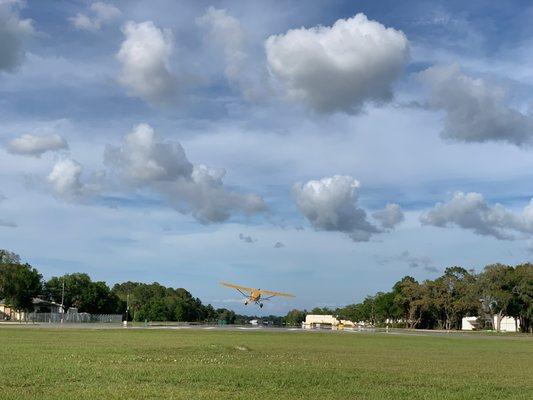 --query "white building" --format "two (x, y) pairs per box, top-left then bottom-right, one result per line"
(461, 316), (520, 332)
